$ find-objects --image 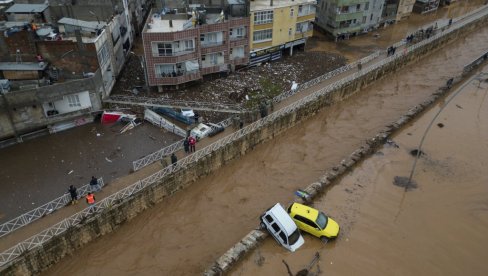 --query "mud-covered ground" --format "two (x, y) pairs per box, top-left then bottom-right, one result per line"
(112, 48), (347, 105)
